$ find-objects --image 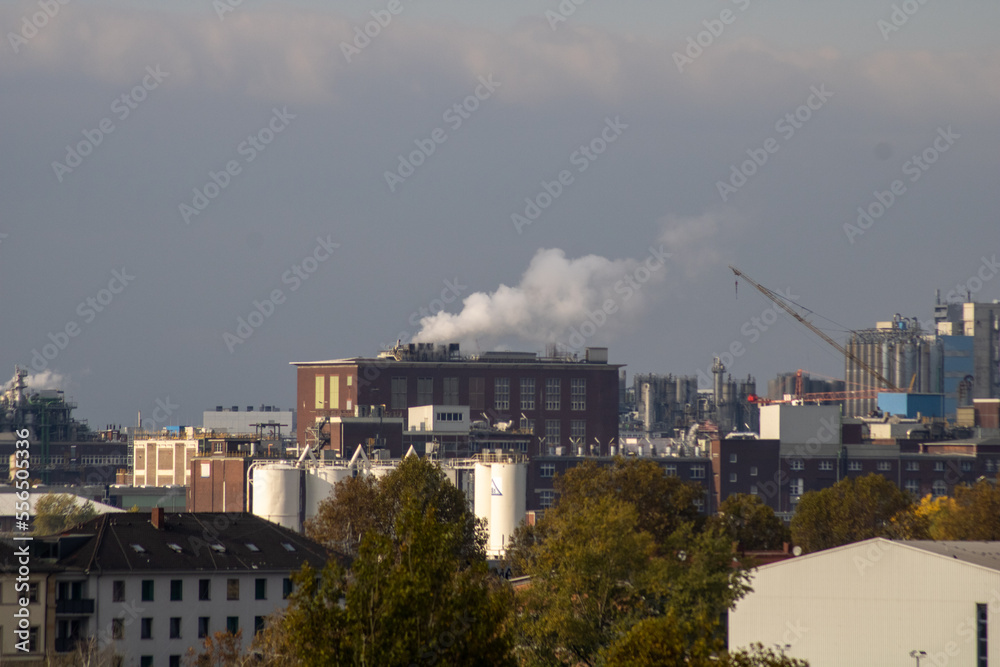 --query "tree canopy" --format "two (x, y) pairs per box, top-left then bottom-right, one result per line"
(708, 493), (790, 552)
(790, 474), (912, 552)
(270, 456), (514, 666)
(33, 493), (98, 535)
